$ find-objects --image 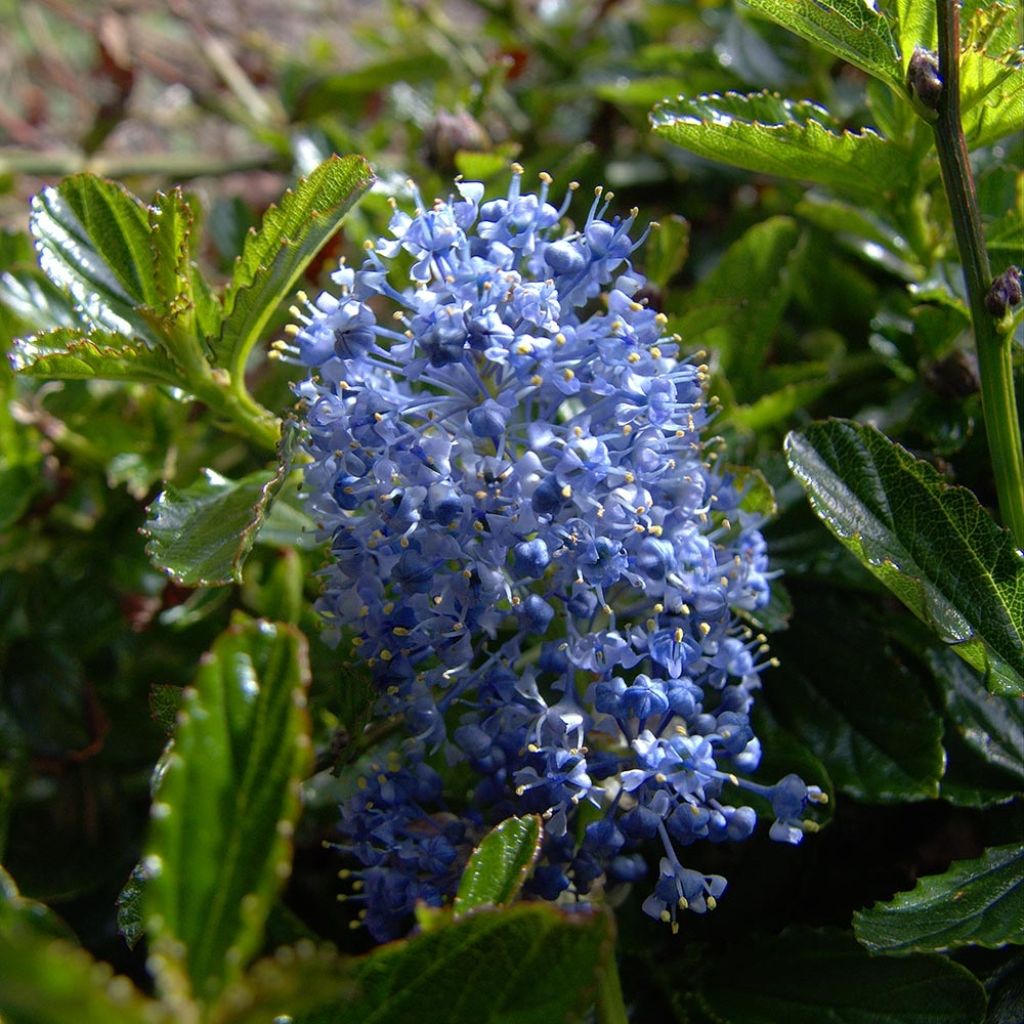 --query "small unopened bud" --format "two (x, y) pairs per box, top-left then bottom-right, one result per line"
(907, 47), (942, 119)
(985, 265), (1022, 319)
